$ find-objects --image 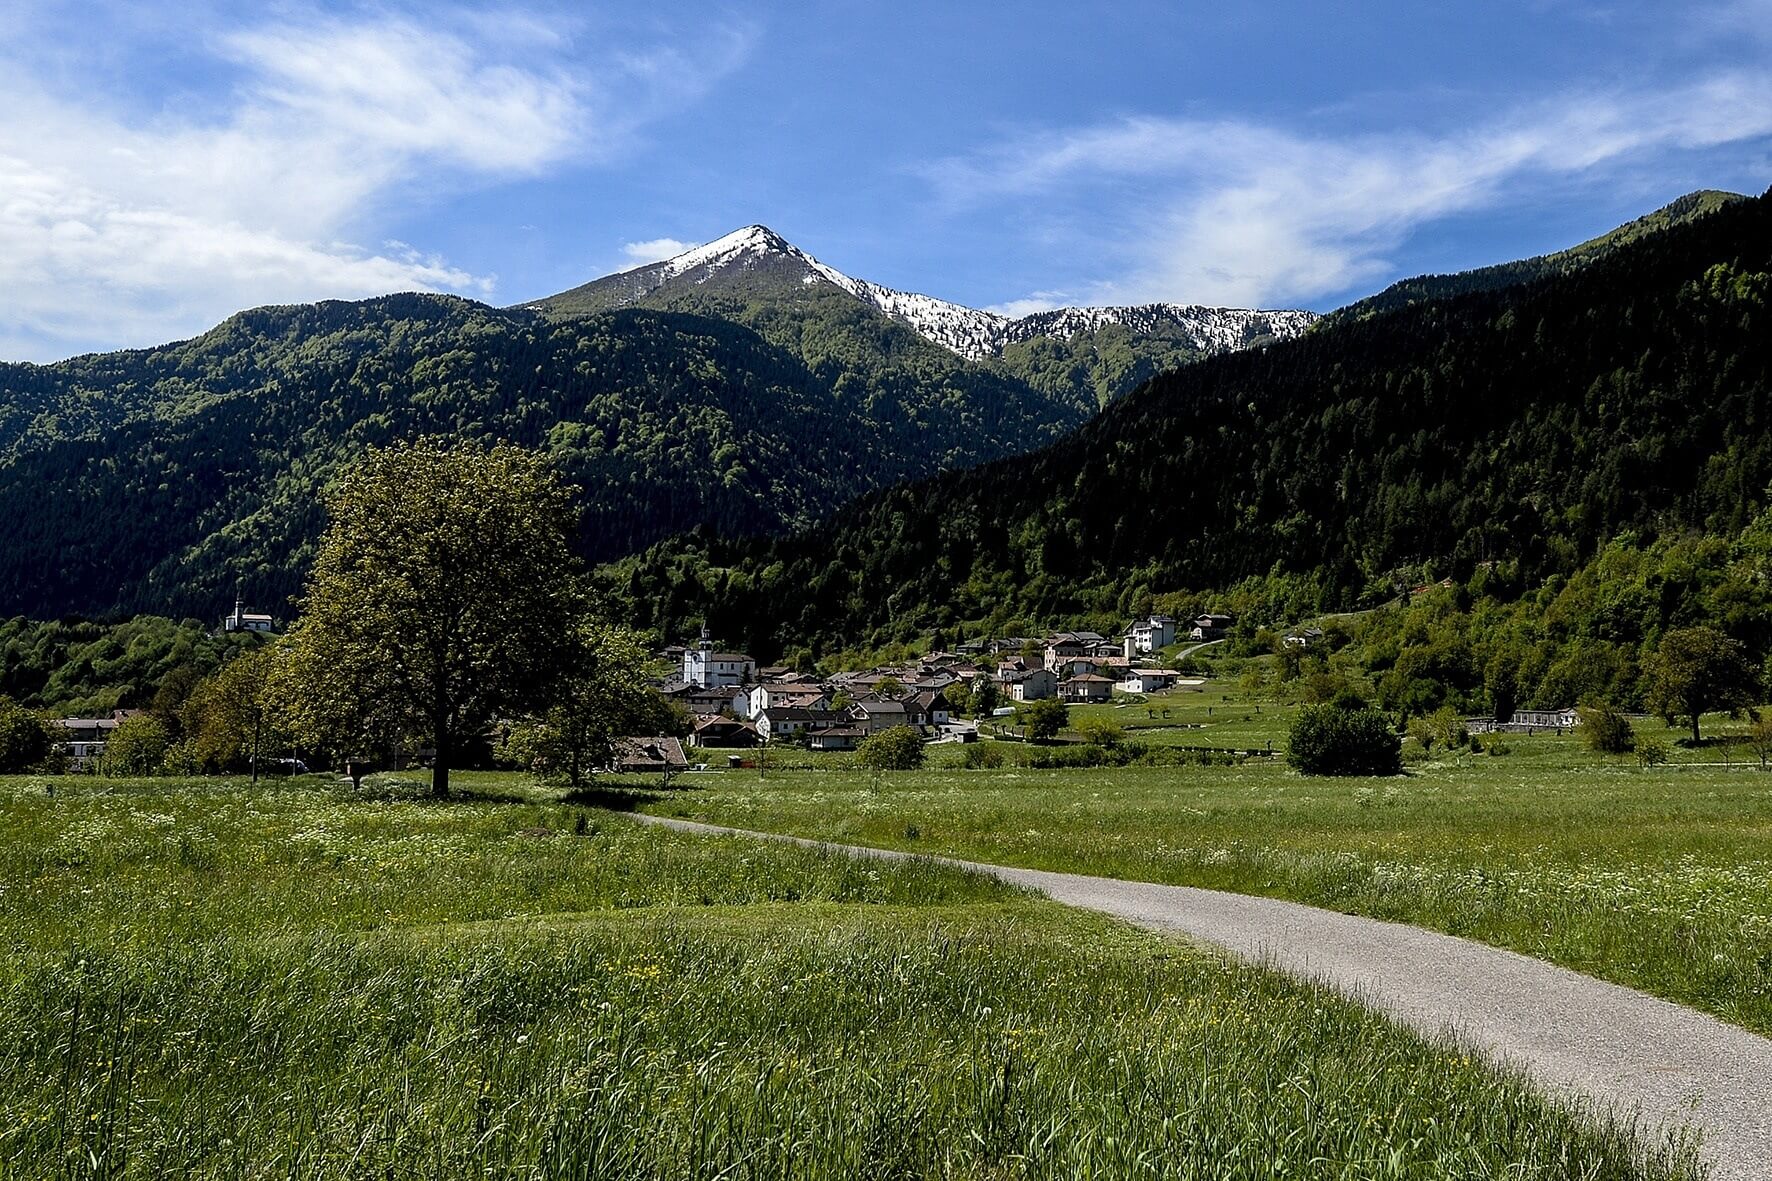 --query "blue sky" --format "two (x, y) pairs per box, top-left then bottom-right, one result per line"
(4, 0), (1772, 360)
